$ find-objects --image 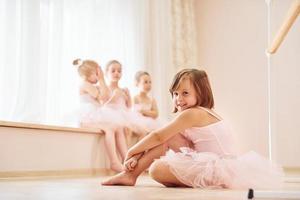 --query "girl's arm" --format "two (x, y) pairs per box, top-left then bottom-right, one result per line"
(81, 82), (104, 103)
(81, 67), (110, 104)
(97, 80), (110, 102)
(133, 95), (139, 105)
(96, 67), (110, 102)
(124, 152), (144, 171)
(123, 88), (132, 108)
(125, 108), (200, 160)
(140, 99), (159, 119)
(103, 89), (122, 105)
